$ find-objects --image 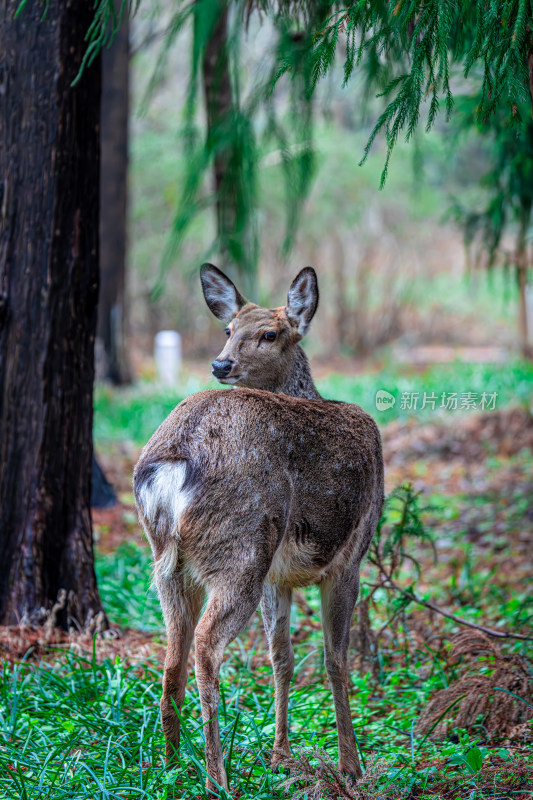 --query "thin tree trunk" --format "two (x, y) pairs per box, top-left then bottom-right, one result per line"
(516, 208), (531, 360)
(0, 1), (106, 629)
(332, 233), (348, 349)
(98, 8), (131, 385)
(203, 4), (233, 245)
(202, 2), (256, 297)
